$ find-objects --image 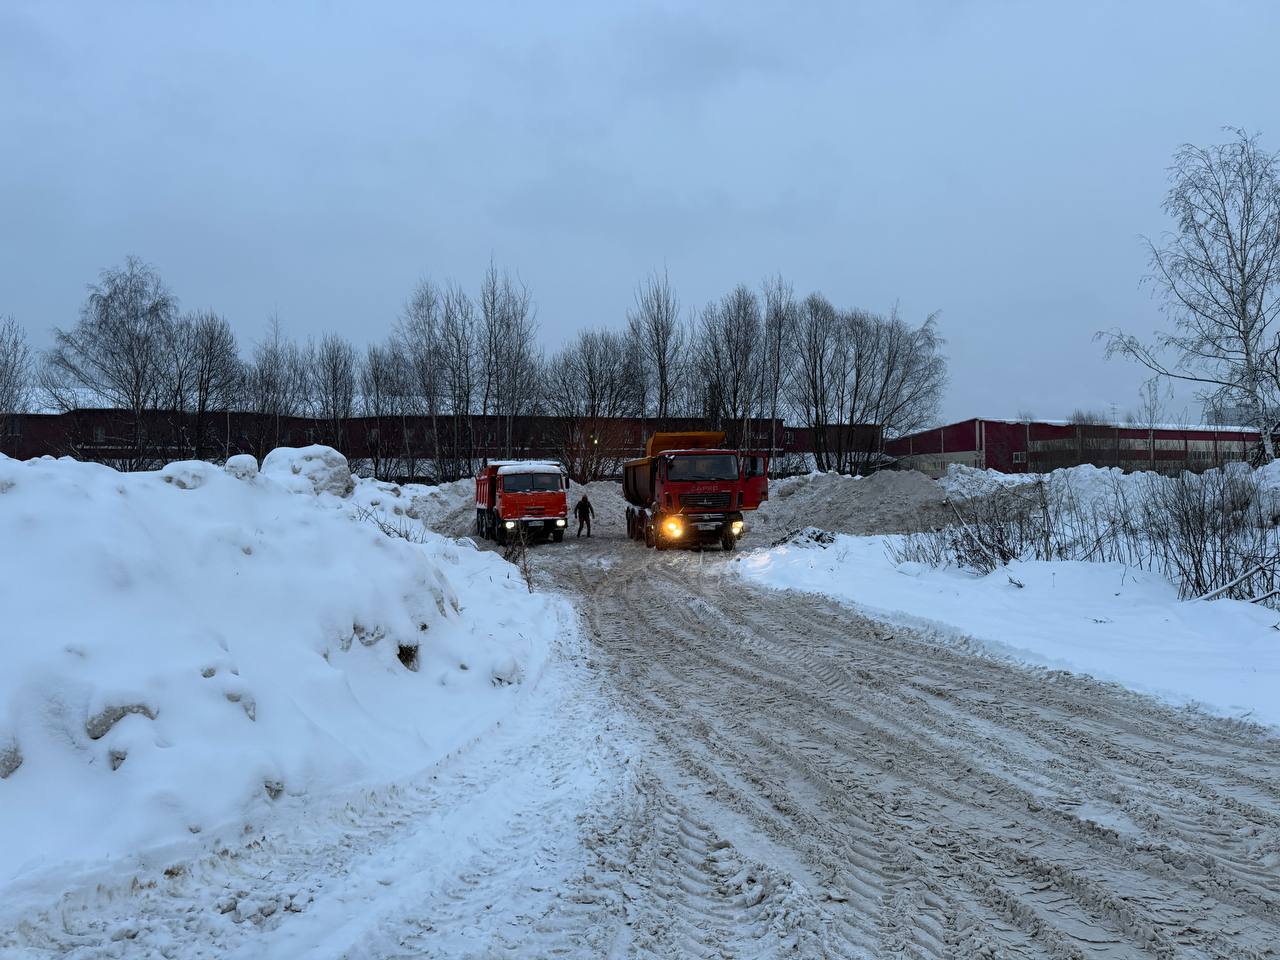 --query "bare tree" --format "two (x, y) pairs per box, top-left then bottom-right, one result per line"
(545, 328), (633, 480)
(0, 315), (32, 420)
(787, 293), (840, 469)
(243, 316), (308, 458)
(627, 269), (683, 422)
(478, 260), (540, 457)
(42, 256), (177, 469)
(359, 339), (410, 480)
(159, 311), (240, 459)
(396, 277), (446, 478)
(845, 305), (946, 472)
(693, 284), (762, 448)
(786, 297), (945, 473)
(439, 281), (478, 475)
(759, 276), (795, 466)
(1, 316), (31, 457)
(311, 333), (357, 449)
(1102, 129), (1280, 461)
(187, 312), (242, 460)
